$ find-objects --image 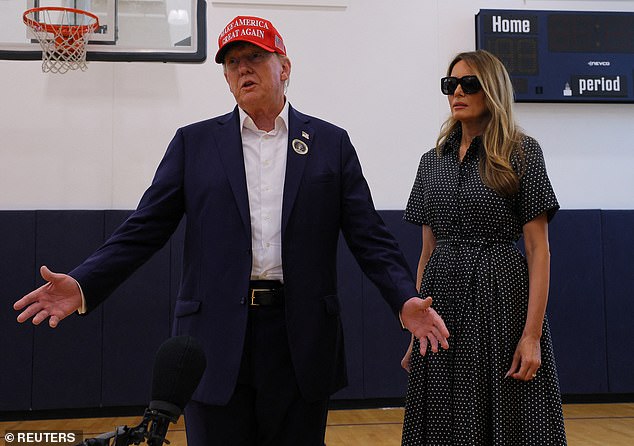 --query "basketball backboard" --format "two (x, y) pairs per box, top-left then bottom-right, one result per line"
(0, 0), (206, 63)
